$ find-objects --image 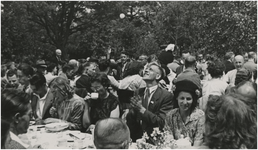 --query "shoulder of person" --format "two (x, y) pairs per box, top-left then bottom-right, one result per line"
(167, 108), (179, 116)
(190, 109), (205, 121)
